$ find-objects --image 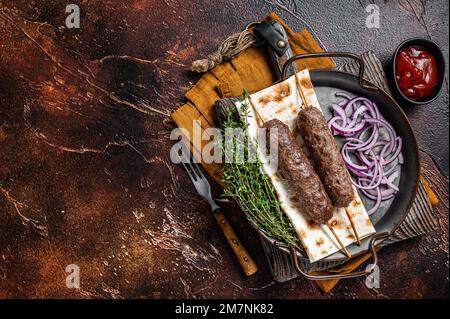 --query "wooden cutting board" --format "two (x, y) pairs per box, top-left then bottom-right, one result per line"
(170, 46), (276, 184)
(171, 14), (335, 183)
